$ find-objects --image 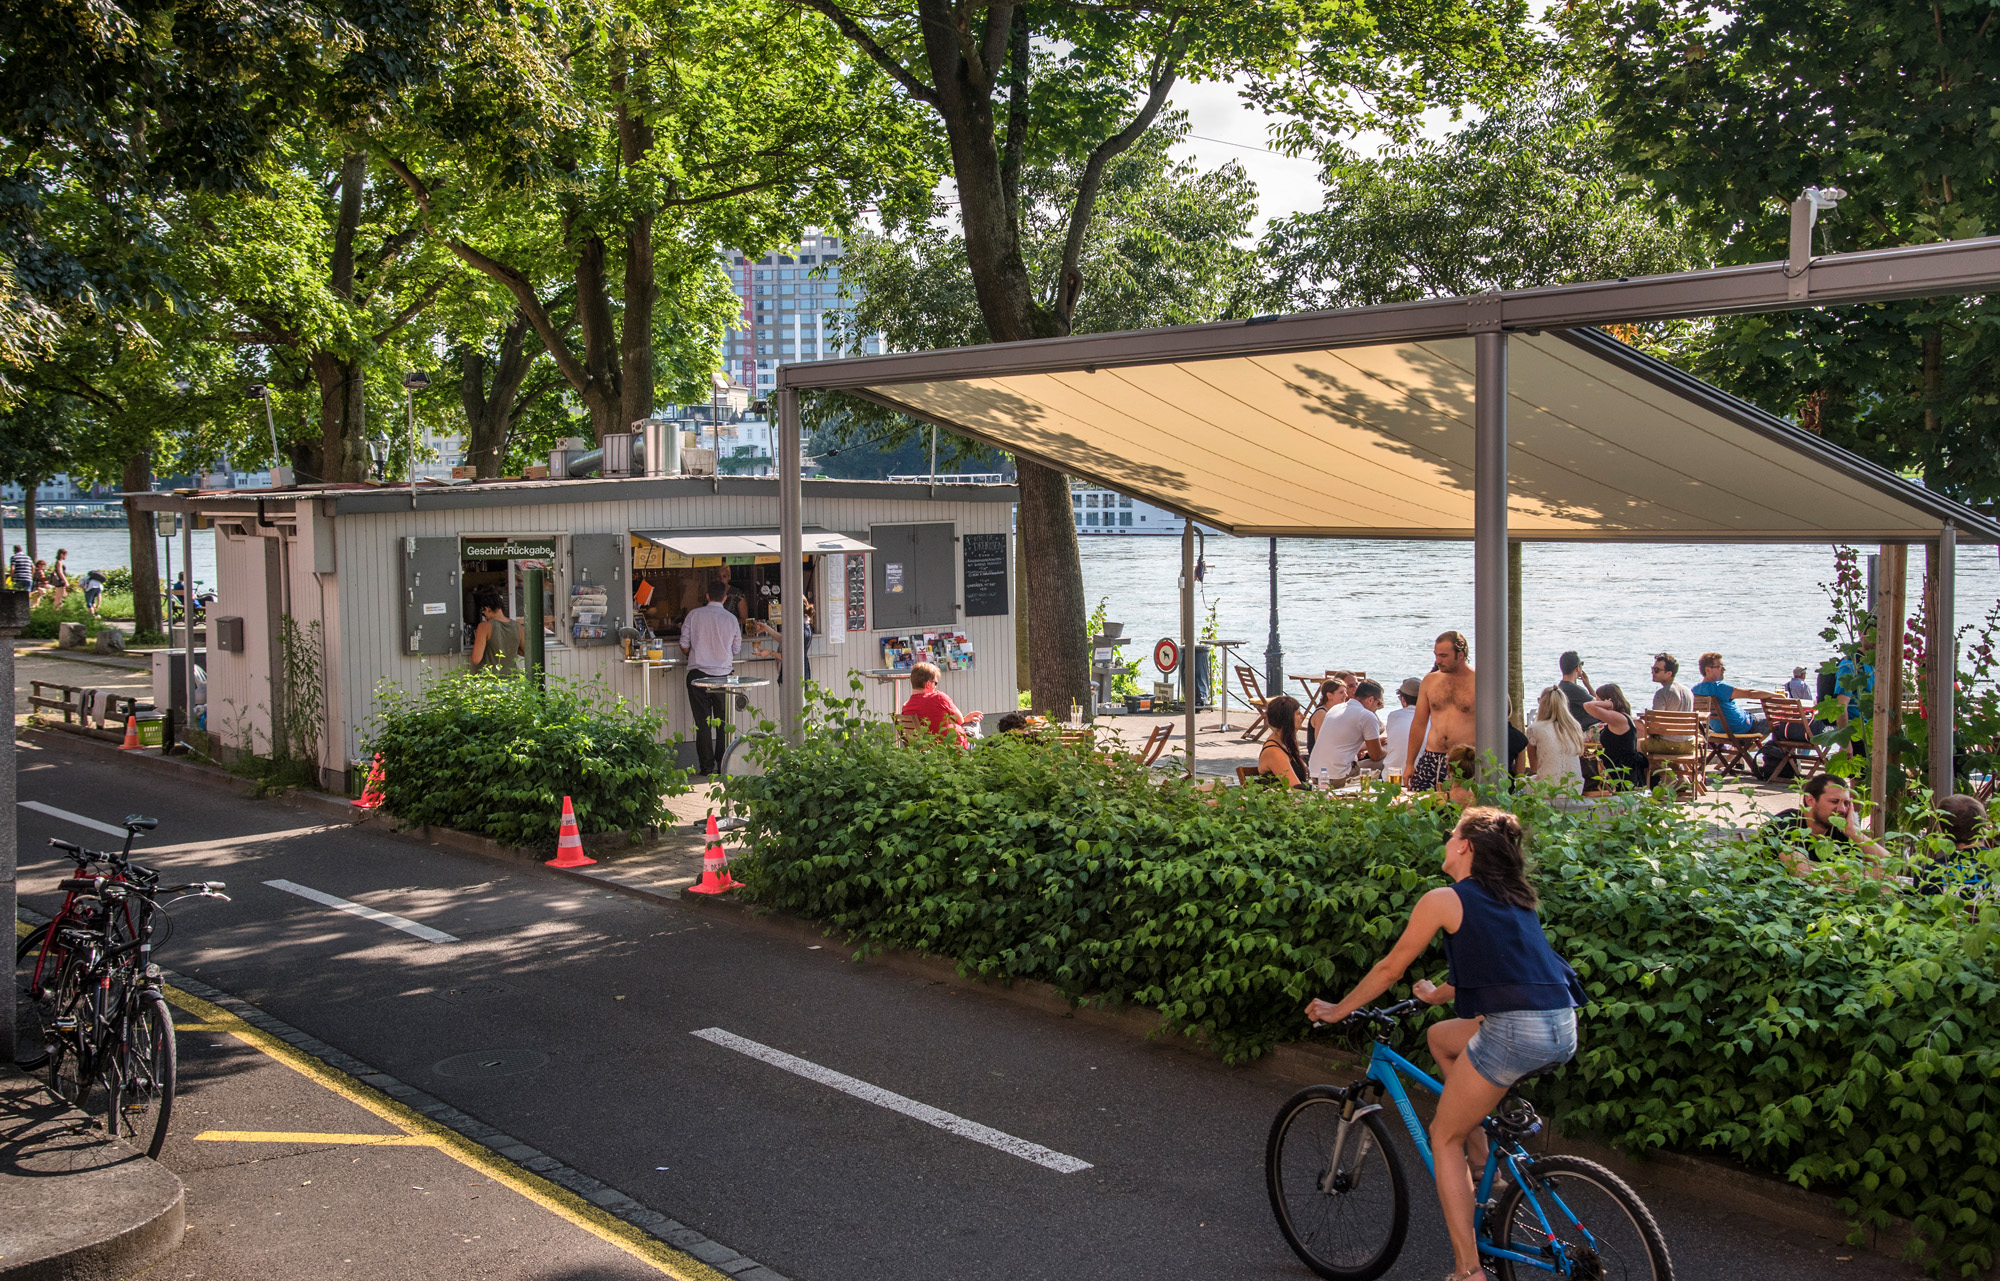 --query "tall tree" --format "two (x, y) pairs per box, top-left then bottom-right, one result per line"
(1264, 76), (1706, 308)
(786, 0), (1528, 714)
(381, 0), (932, 443)
(1578, 0), (2000, 500)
